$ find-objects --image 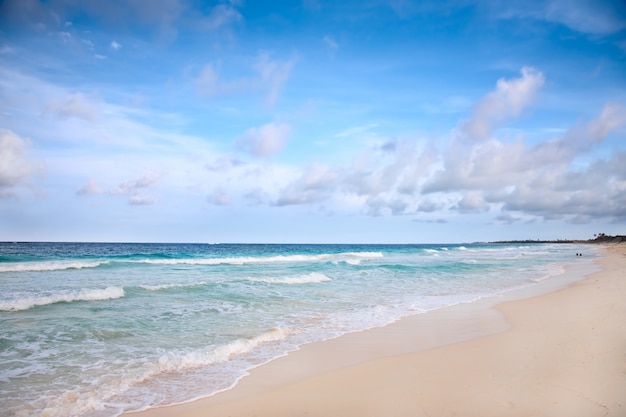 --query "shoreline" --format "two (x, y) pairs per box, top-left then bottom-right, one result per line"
(127, 243), (625, 417)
